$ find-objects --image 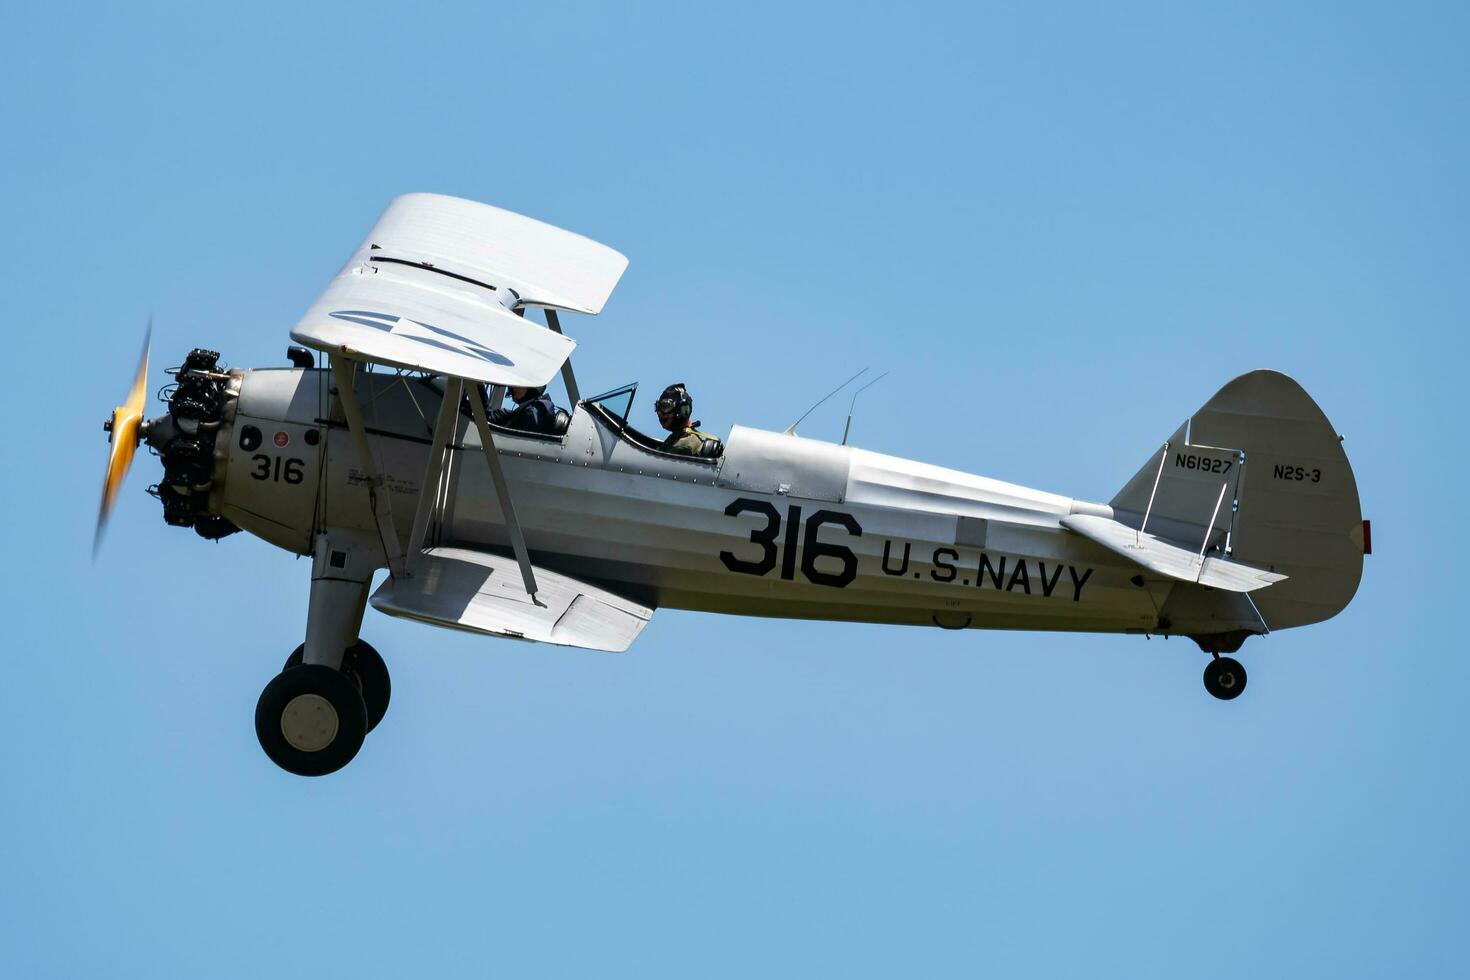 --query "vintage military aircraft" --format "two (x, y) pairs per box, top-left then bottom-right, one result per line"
(97, 194), (1368, 776)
